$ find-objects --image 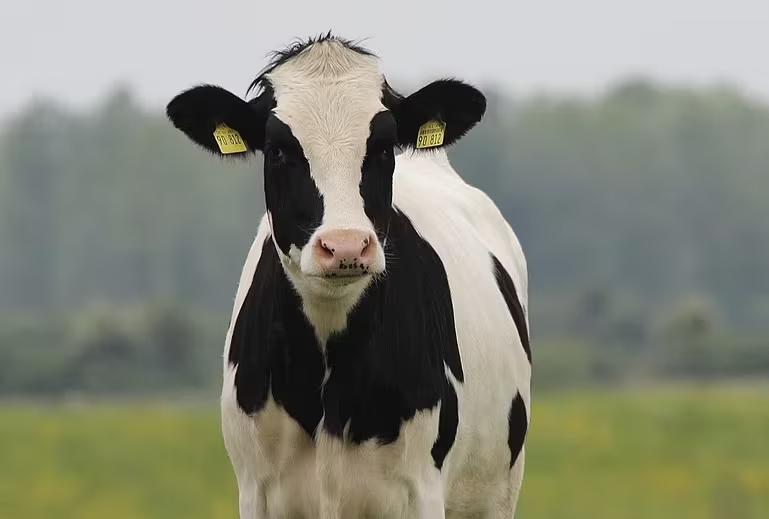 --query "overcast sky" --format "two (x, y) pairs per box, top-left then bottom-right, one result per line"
(2, 0), (768, 116)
